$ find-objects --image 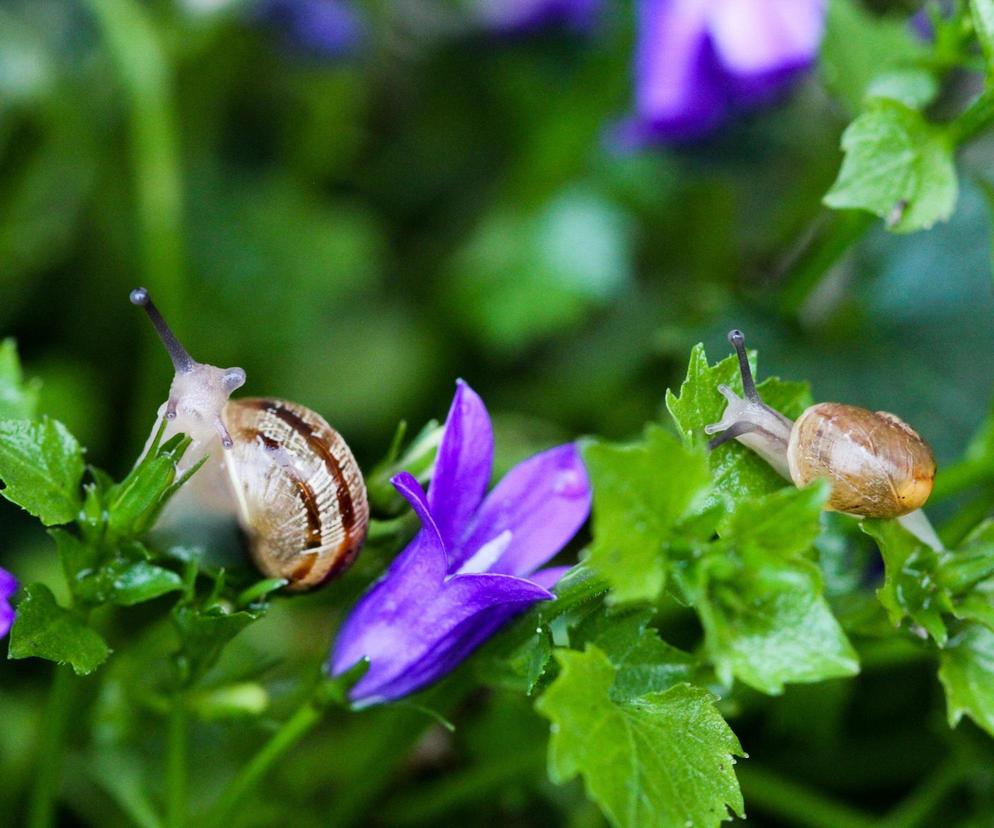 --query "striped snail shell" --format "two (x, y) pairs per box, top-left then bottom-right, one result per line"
(131, 288), (369, 591)
(704, 330), (936, 521)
